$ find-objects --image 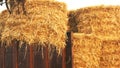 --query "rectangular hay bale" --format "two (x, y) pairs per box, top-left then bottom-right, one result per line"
(68, 6), (120, 40)
(72, 33), (101, 68)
